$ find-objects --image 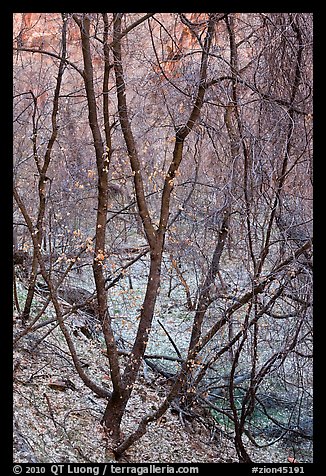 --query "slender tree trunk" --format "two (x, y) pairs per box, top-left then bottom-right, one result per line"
(13, 227), (18, 252)
(74, 13), (123, 411)
(21, 16), (67, 322)
(102, 13), (218, 447)
(102, 248), (163, 437)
